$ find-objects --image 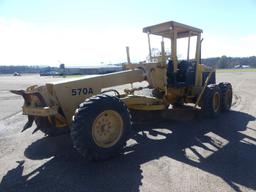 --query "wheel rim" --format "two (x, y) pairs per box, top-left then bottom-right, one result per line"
(225, 89), (232, 108)
(212, 92), (220, 112)
(92, 110), (123, 148)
